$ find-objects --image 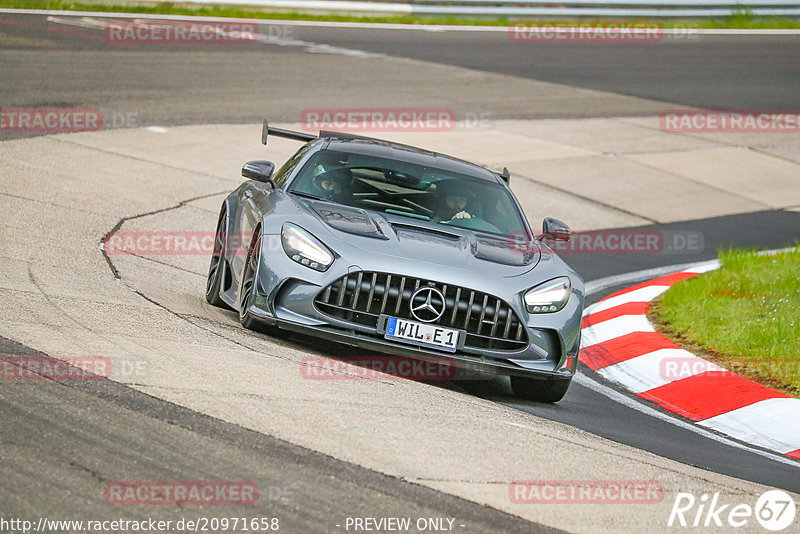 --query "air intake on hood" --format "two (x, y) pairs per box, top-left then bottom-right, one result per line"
(390, 223), (461, 241)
